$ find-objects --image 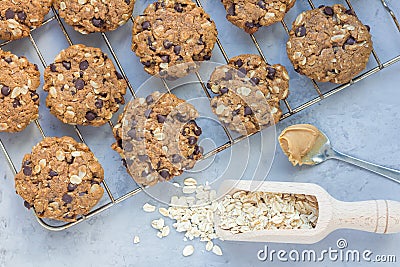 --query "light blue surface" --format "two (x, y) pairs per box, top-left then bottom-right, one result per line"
(1, 0), (400, 266)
